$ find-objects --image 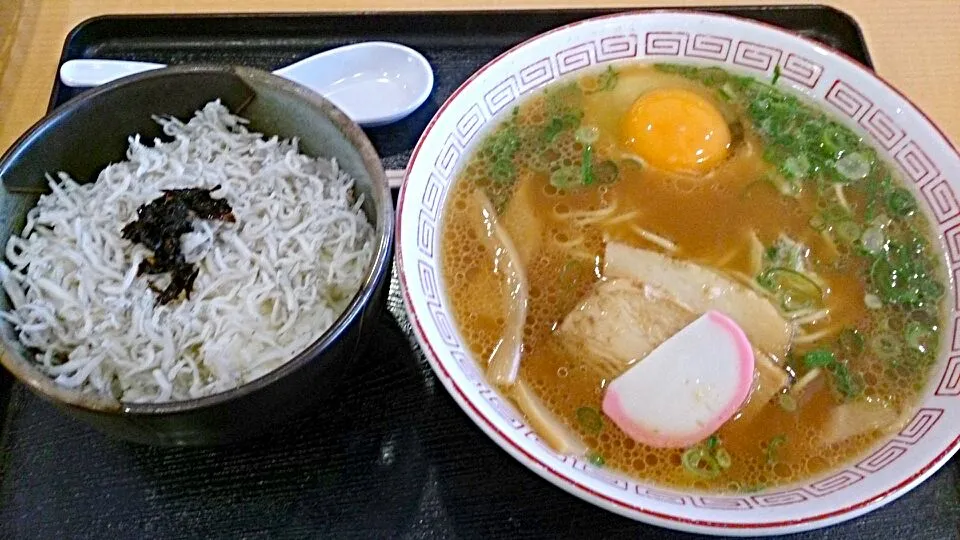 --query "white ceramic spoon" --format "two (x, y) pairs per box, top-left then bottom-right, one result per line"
(58, 42), (435, 127)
